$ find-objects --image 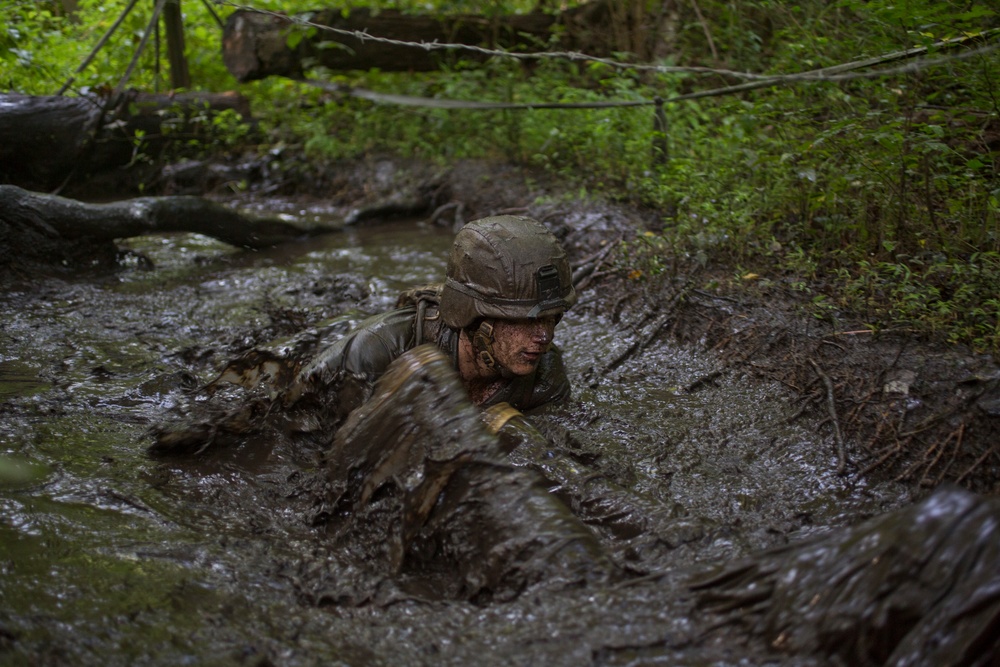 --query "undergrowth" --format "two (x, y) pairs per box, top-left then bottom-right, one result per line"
(3, 0), (999, 355)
